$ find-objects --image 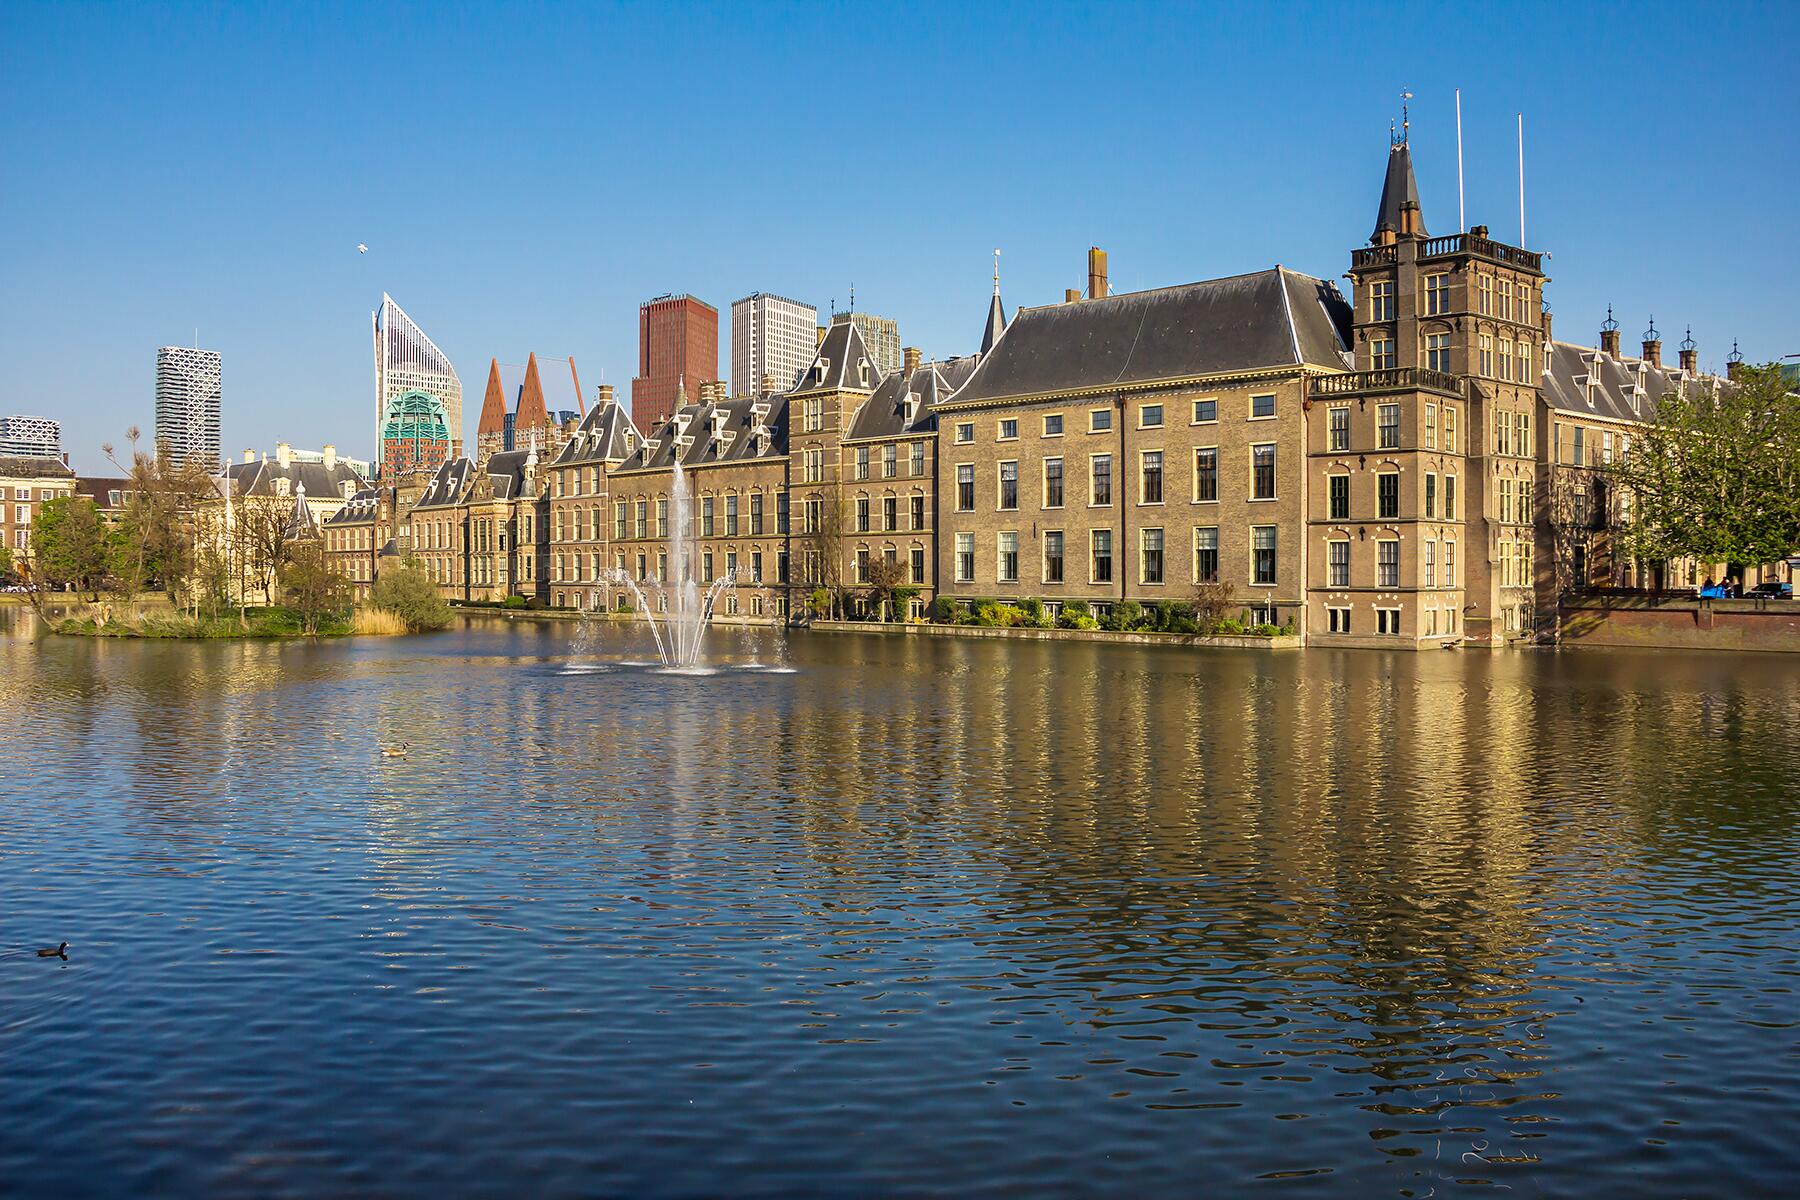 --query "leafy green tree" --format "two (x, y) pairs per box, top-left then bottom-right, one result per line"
(280, 542), (350, 634)
(1610, 363), (1800, 570)
(370, 557), (451, 632)
(30, 496), (111, 597)
(0, 544), (13, 581)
